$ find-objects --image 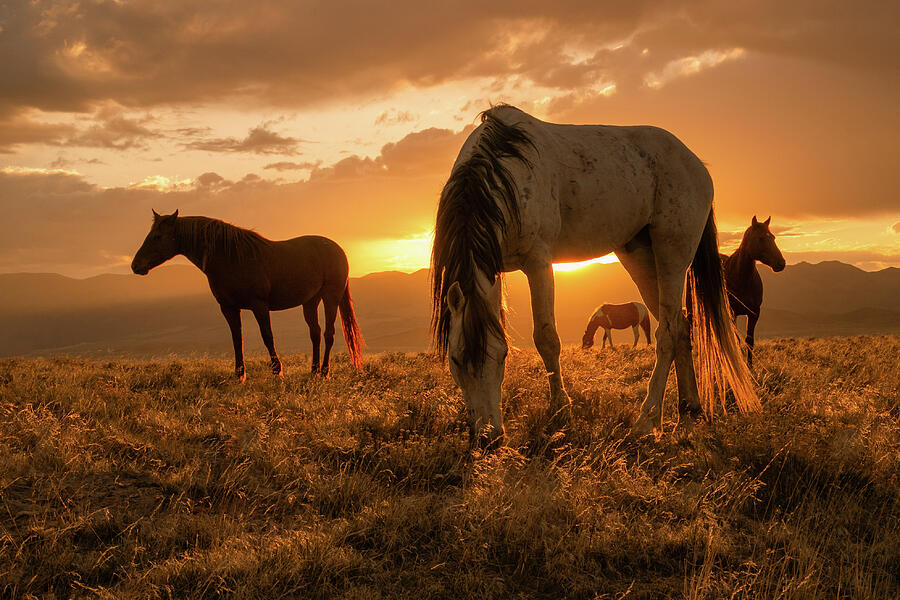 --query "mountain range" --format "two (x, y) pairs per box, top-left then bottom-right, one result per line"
(1, 260), (898, 358)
